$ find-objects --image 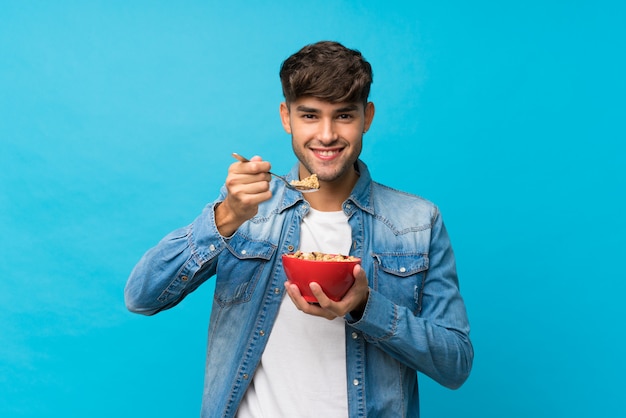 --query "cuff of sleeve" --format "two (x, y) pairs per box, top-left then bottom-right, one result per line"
(189, 202), (227, 262)
(345, 289), (398, 341)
